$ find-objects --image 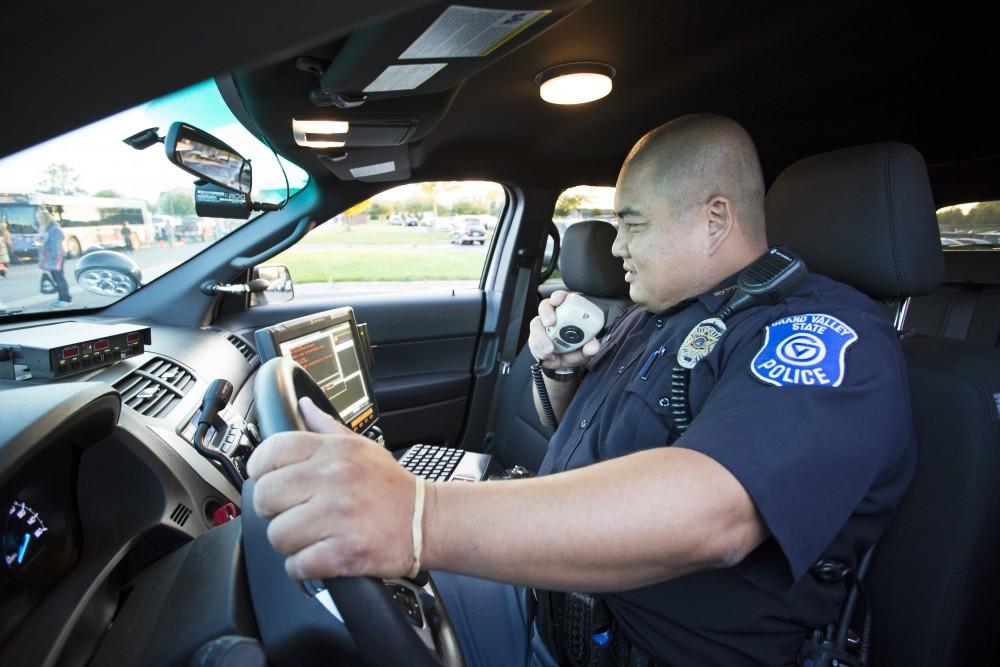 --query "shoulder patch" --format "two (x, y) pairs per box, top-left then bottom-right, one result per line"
(750, 314), (858, 387)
